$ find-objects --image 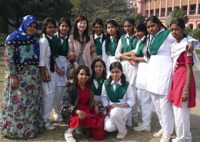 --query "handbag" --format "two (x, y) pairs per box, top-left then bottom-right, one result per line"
(61, 103), (72, 124)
